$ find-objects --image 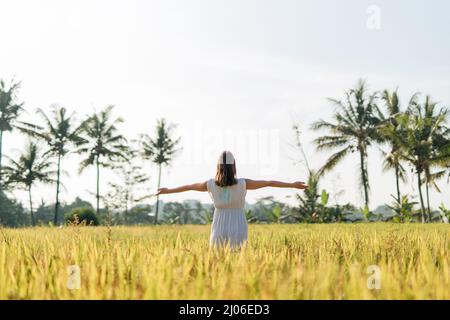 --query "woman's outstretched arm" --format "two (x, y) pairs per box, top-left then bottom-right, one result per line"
(156, 181), (208, 195)
(245, 179), (308, 190)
